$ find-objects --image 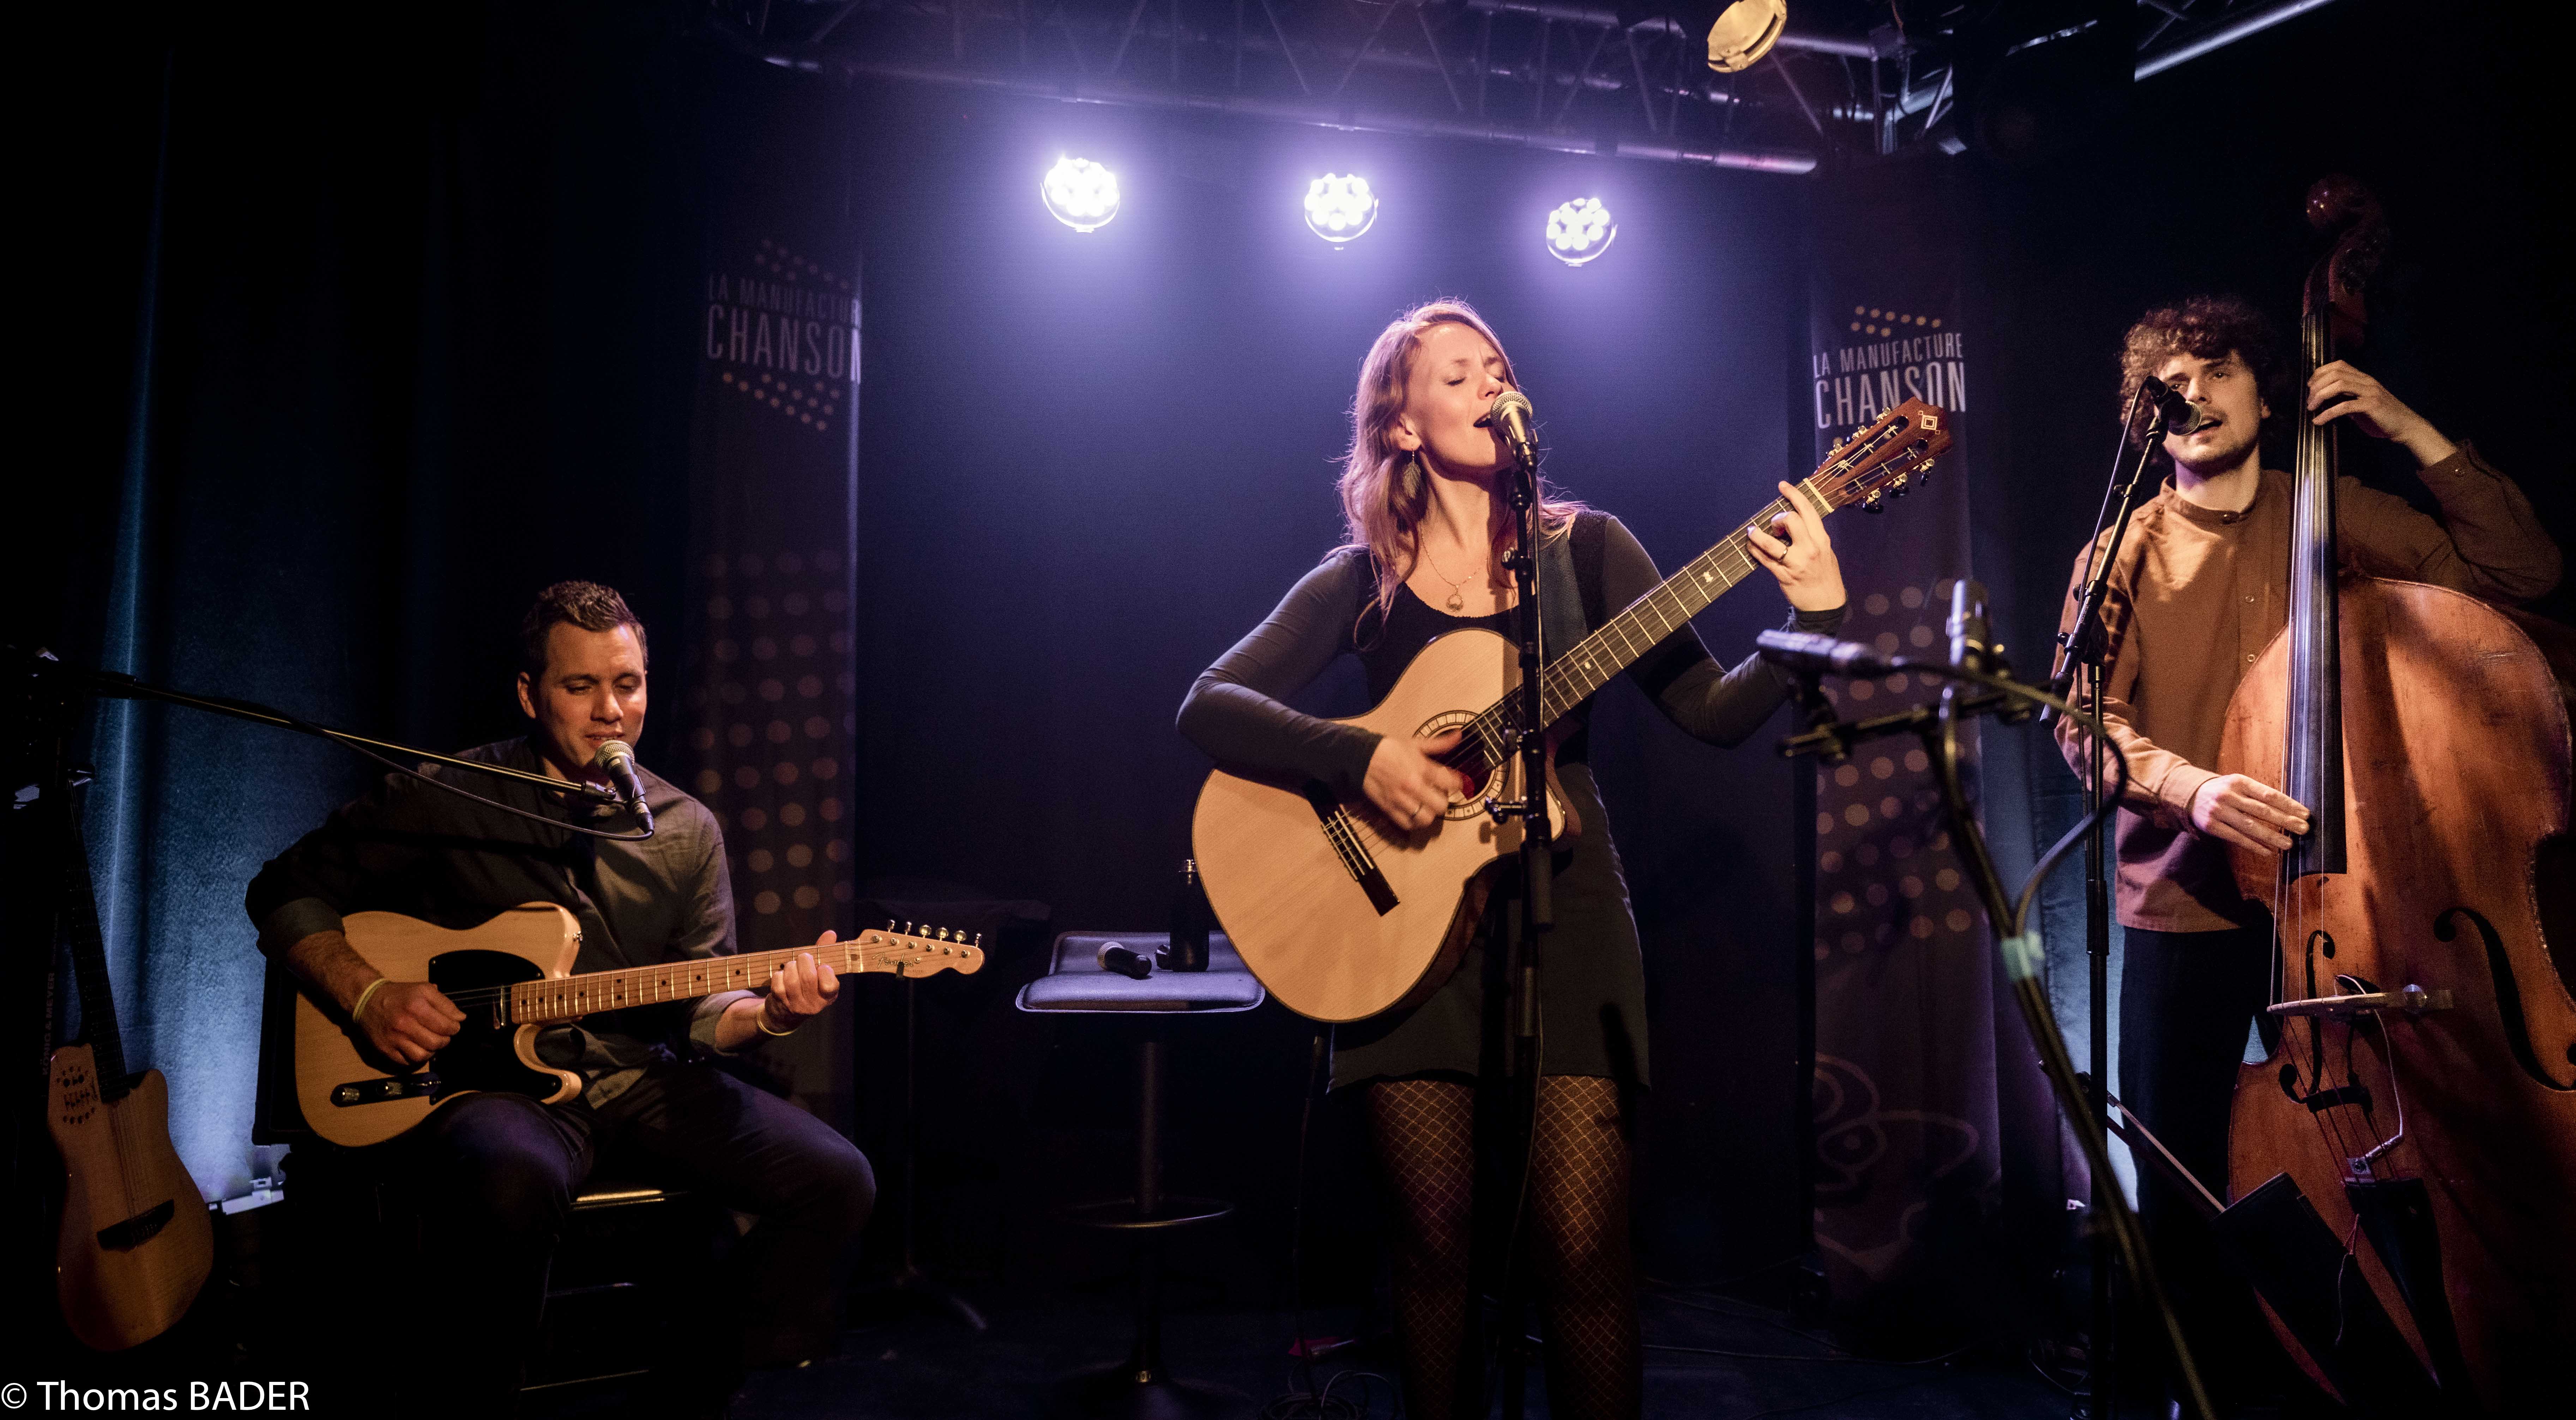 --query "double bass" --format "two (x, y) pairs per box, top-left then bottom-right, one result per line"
(2215, 177), (2576, 1414)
